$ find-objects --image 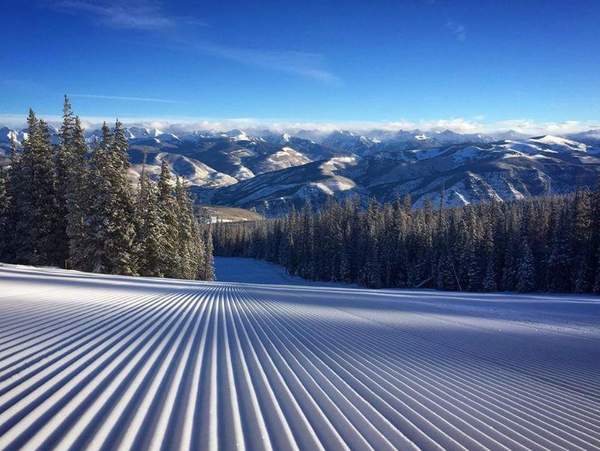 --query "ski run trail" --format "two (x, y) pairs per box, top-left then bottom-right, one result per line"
(0, 259), (599, 451)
